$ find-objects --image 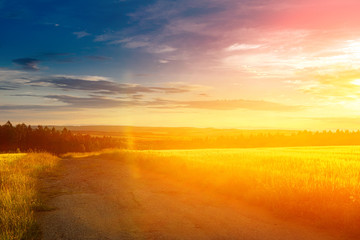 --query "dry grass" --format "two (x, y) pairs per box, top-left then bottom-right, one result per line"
(105, 147), (360, 234)
(0, 153), (58, 240)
